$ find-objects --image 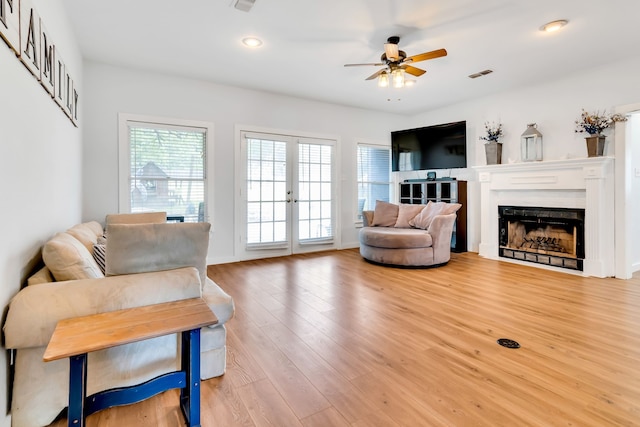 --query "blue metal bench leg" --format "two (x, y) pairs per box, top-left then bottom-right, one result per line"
(68, 354), (87, 427)
(180, 328), (201, 427)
